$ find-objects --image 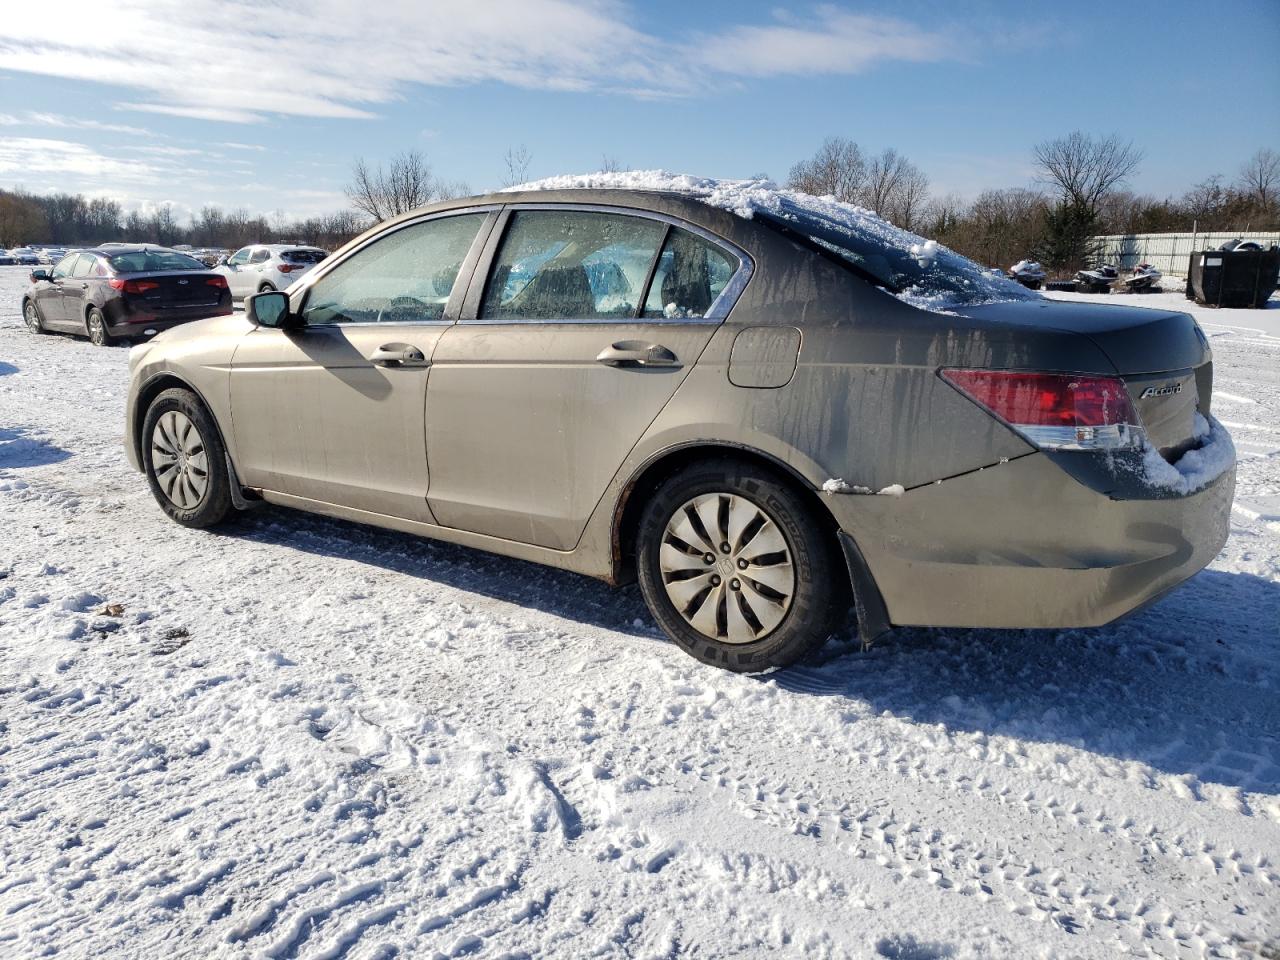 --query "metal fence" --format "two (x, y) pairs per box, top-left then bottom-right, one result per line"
(1091, 231), (1280, 278)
